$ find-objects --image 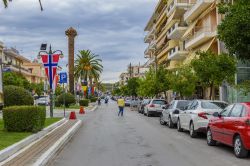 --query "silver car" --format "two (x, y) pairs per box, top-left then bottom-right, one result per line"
(144, 99), (167, 117)
(160, 100), (191, 128)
